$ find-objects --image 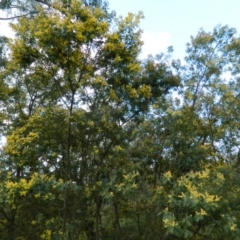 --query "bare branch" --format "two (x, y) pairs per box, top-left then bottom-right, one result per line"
(35, 0), (51, 7)
(0, 11), (38, 20)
